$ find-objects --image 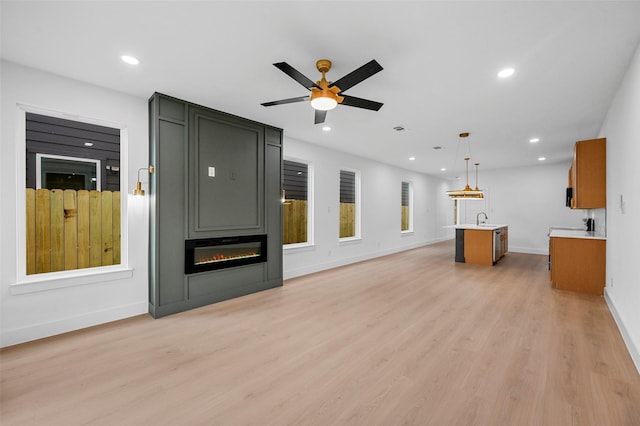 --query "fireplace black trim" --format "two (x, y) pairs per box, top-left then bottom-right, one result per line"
(184, 234), (267, 274)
